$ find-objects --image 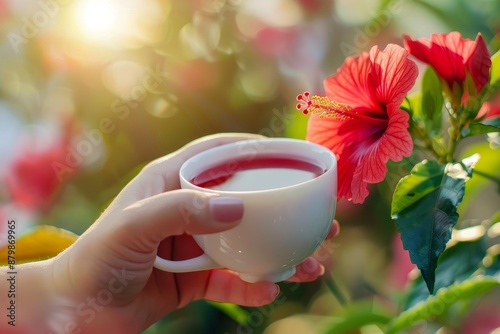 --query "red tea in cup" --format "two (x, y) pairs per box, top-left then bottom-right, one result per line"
(191, 156), (326, 191)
